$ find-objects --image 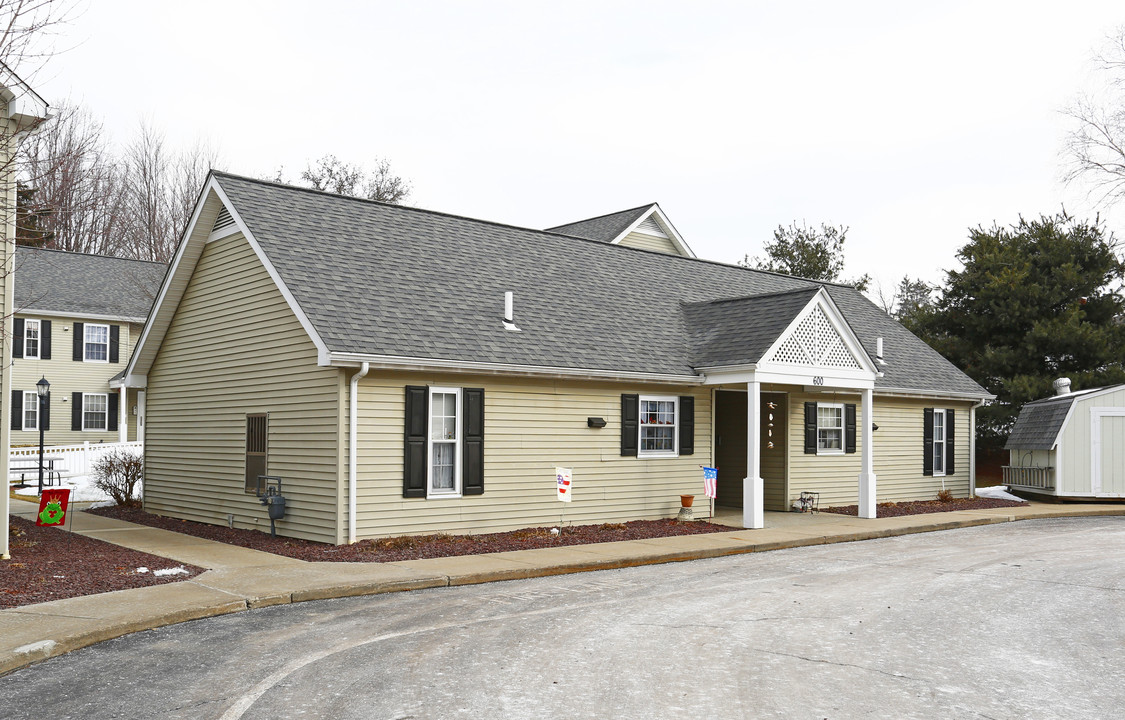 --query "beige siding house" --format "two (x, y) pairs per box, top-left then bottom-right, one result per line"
(10, 247), (166, 447)
(120, 172), (992, 544)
